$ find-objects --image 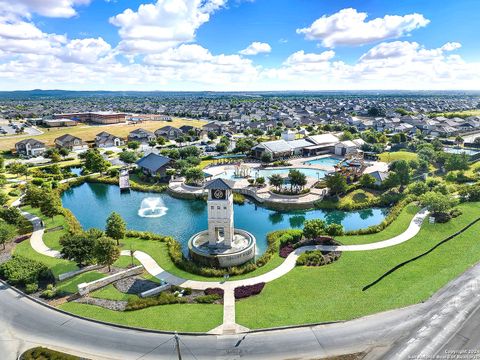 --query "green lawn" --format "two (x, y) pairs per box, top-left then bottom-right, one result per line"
(14, 240), (78, 278)
(22, 206), (67, 251)
(59, 302), (223, 332)
(56, 272), (105, 294)
(90, 284), (139, 301)
(338, 203), (420, 245)
(236, 201), (480, 329)
(378, 151), (418, 163)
